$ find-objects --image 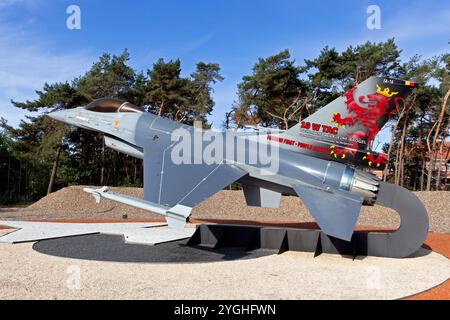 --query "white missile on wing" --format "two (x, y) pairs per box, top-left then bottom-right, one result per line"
(83, 187), (192, 229)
